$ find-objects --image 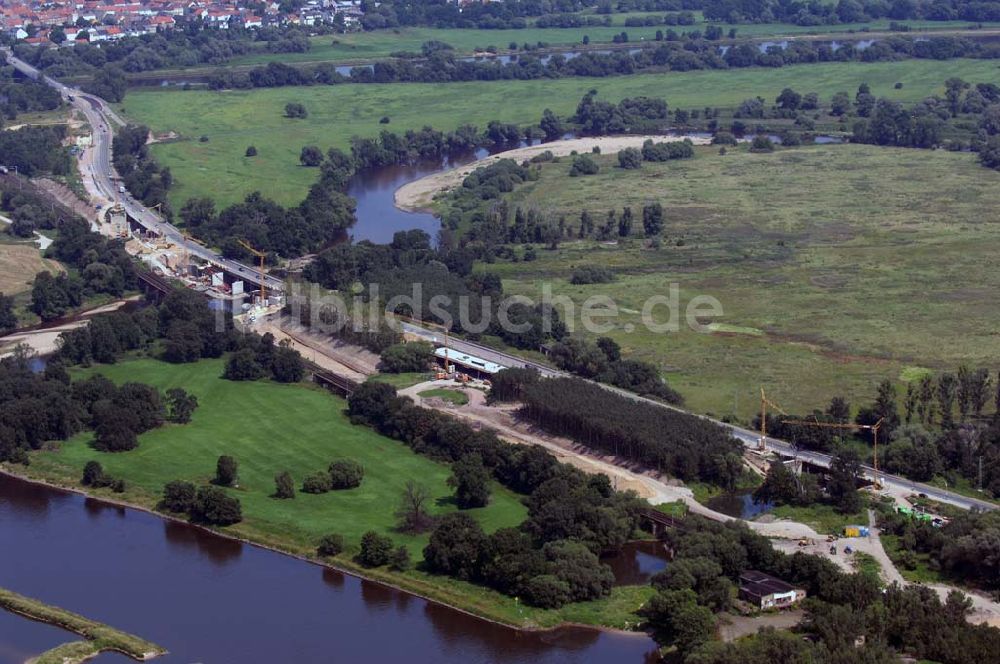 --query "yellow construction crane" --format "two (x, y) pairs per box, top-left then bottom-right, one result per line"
(776, 415), (885, 490)
(237, 239), (267, 306)
(758, 387), (789, 451)
(389, 313), (451, 374)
